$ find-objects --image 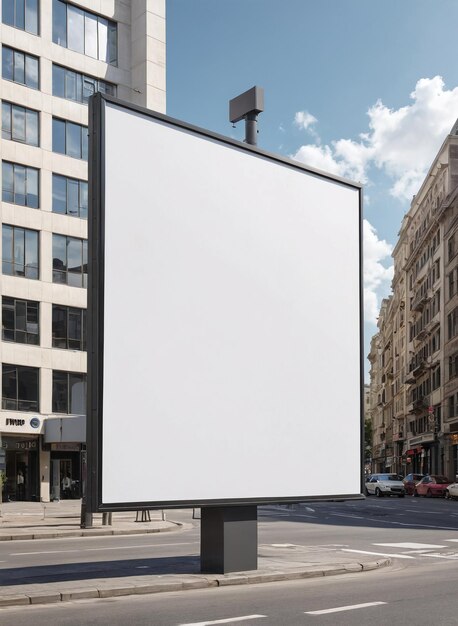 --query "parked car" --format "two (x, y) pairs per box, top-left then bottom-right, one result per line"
(414, 475), (451, 497)
(365, 473), (405, 497)
(403, 473), (425, 496)
(445, 478), (458, 500)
